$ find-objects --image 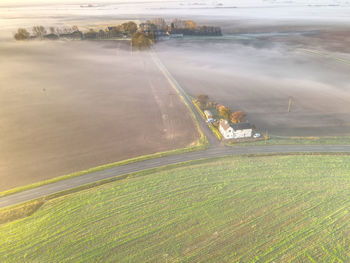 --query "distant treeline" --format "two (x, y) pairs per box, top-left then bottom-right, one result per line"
(14, 22), (138, 41)
(14, 18), (222, 50)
